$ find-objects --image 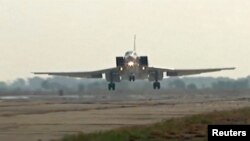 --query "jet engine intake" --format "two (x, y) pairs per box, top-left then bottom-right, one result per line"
(139, 56), (148, 66)
(105, 72), (121, 82)
(116, 57), (125, 67)
(148, 71), (163, 81)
